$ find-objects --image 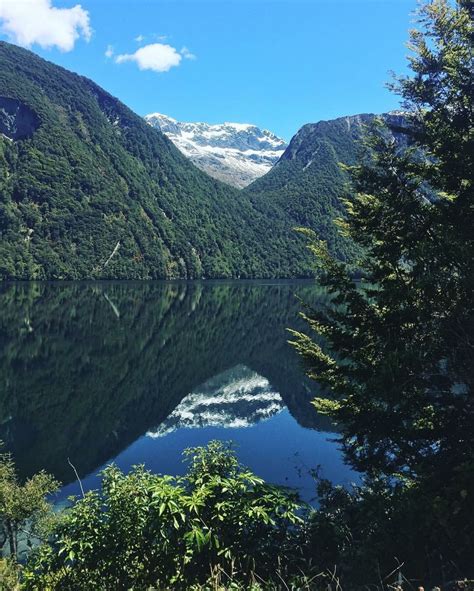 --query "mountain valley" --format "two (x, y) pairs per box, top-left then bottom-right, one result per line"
(0, 40), (404, 280)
